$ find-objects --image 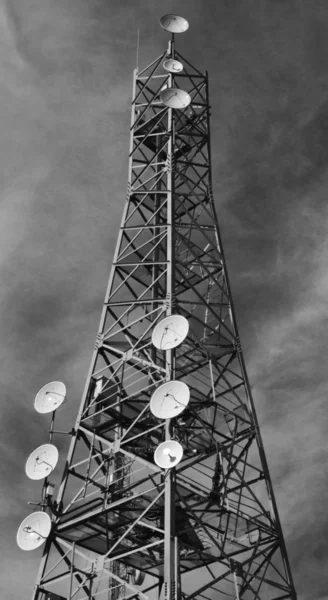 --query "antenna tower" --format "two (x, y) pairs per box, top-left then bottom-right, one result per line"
(19, 14), (297, 600)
